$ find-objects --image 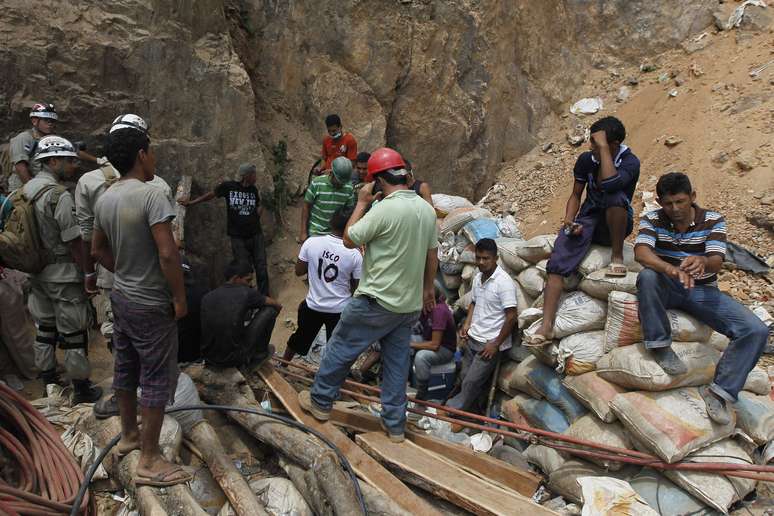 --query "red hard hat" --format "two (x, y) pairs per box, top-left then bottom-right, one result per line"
(365, 147), (405, 182)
